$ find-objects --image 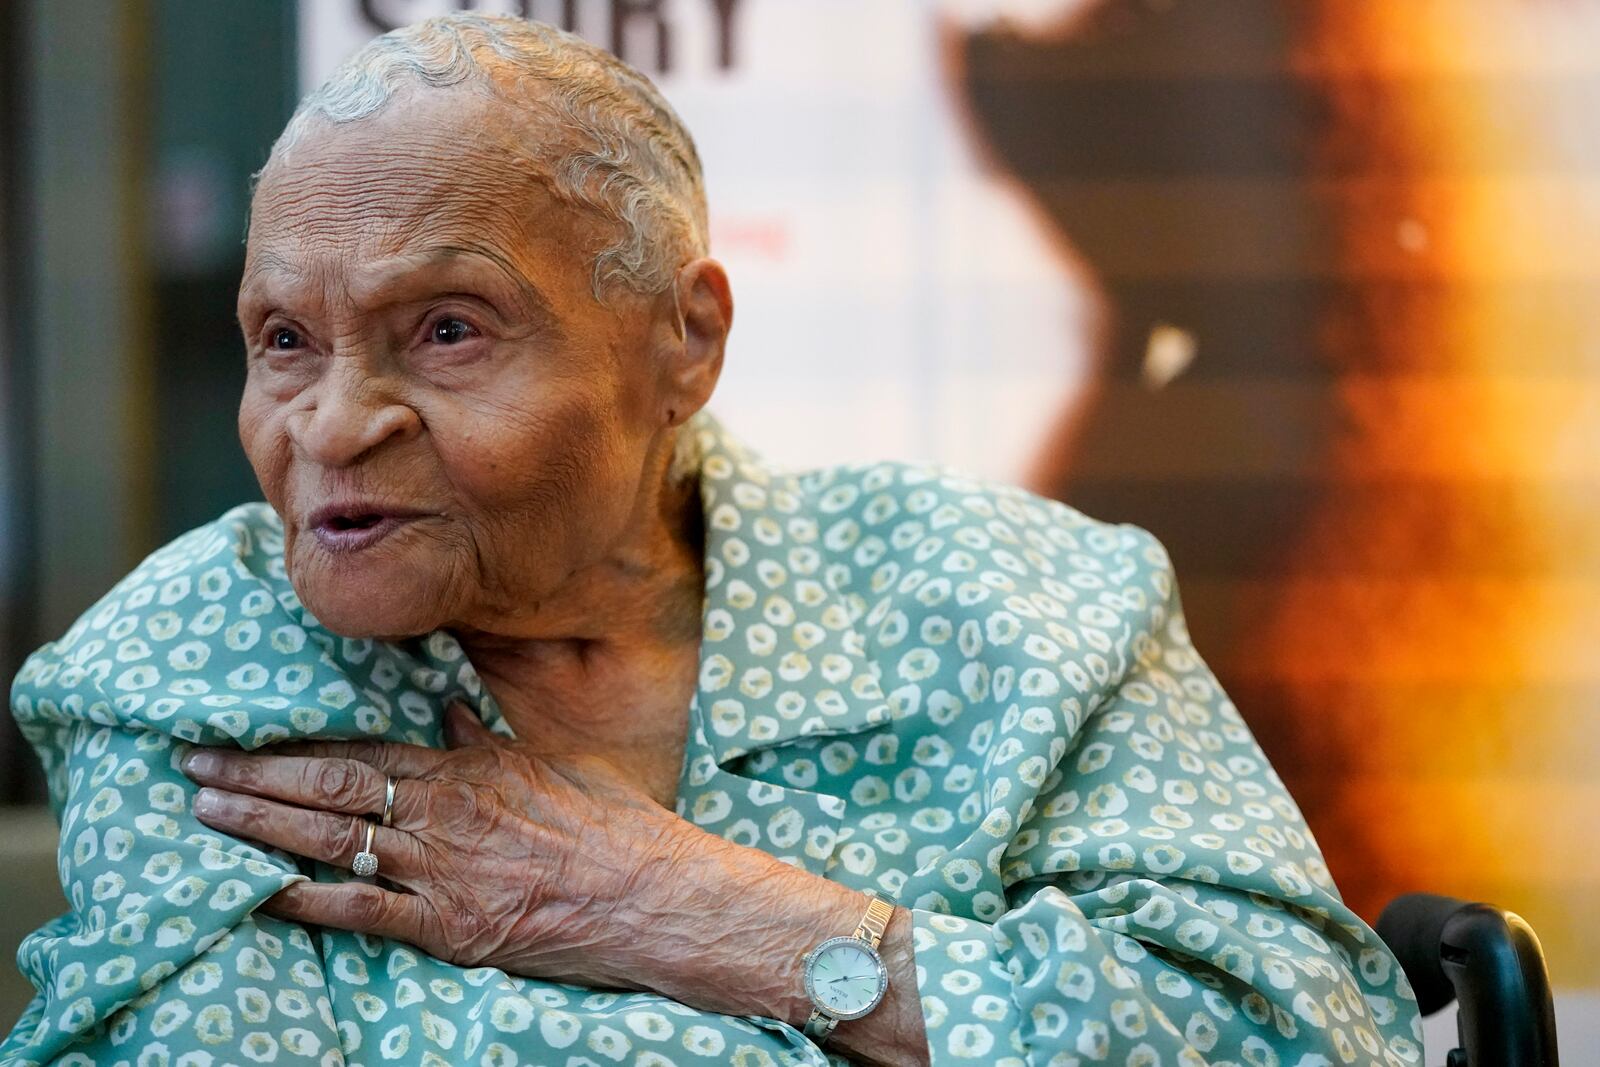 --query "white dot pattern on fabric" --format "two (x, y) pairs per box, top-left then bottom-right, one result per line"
(4, 409), (1421, 1066)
